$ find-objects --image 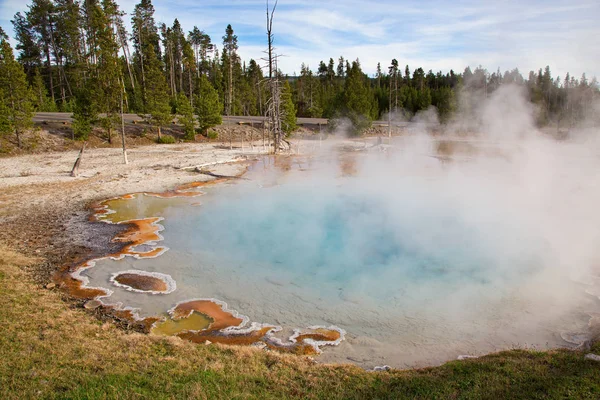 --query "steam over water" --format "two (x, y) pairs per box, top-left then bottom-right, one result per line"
(83, 87), (600, 368)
